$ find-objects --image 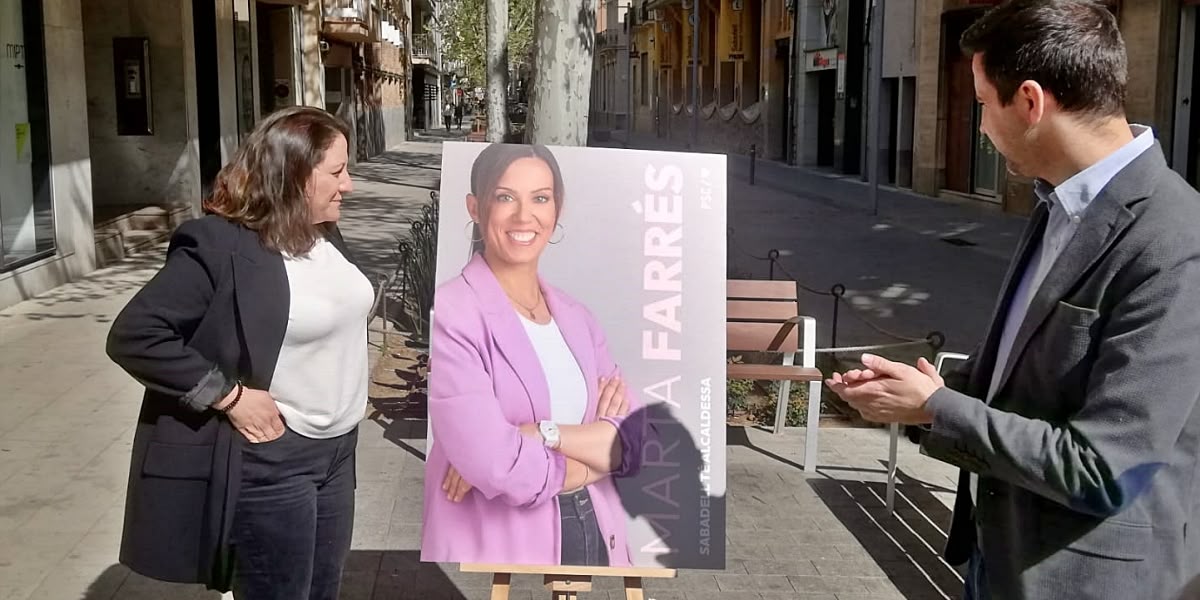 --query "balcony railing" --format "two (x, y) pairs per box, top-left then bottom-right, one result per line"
(596, 29), (624, 48)
(323, 0), (372, 44)
(412, 33), (436, 61)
